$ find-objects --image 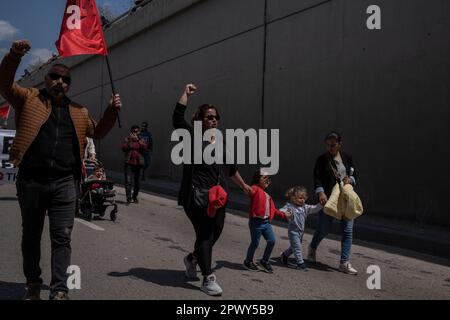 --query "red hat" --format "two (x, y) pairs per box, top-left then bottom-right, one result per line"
(207, 185), (228, 218)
